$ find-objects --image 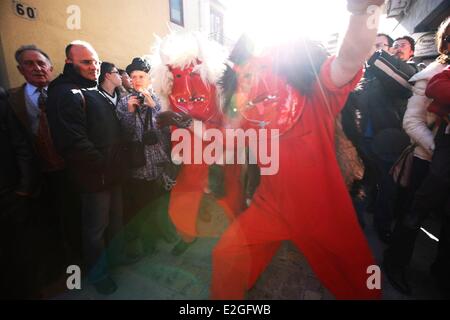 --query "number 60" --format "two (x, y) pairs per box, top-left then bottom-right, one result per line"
(13, 1), (37, 20)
